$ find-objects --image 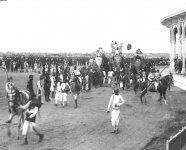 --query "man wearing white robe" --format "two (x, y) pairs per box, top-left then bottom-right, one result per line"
(107, 89), (125, 134)
(54, 79), (62, 106)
